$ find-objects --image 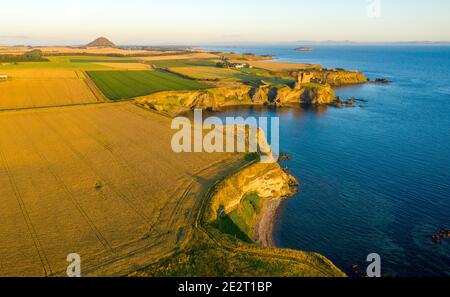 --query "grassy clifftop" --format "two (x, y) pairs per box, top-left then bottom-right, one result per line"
(132, 161), (346, 277)
(135, 83), (337, 115)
